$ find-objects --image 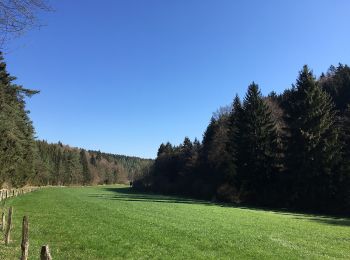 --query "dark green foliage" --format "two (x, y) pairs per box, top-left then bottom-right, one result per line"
(320, 64), (350, 112)
(136, 64), (350, 214)
(226, 95), (242, 178)
(80, 149), (92, 185)
(237, 83), (279, 204)
(336, 105), (350, 211)
(283, 66), (341, 210)
(0, 52), (39, 187)
(342, 106), (350, 171)
(138, 137), (201, 197)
